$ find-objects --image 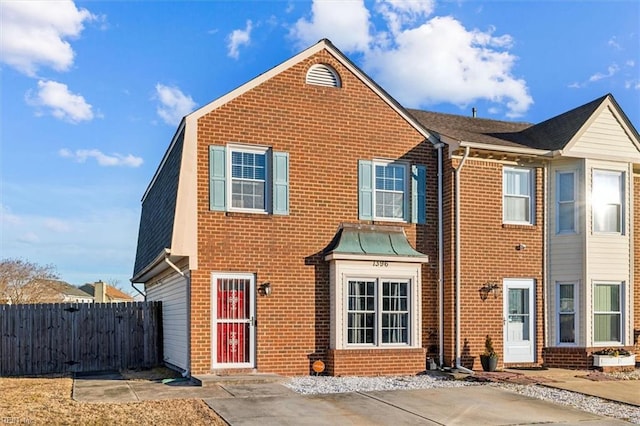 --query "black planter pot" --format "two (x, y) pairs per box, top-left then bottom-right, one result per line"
(480, 355), (498, 372)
